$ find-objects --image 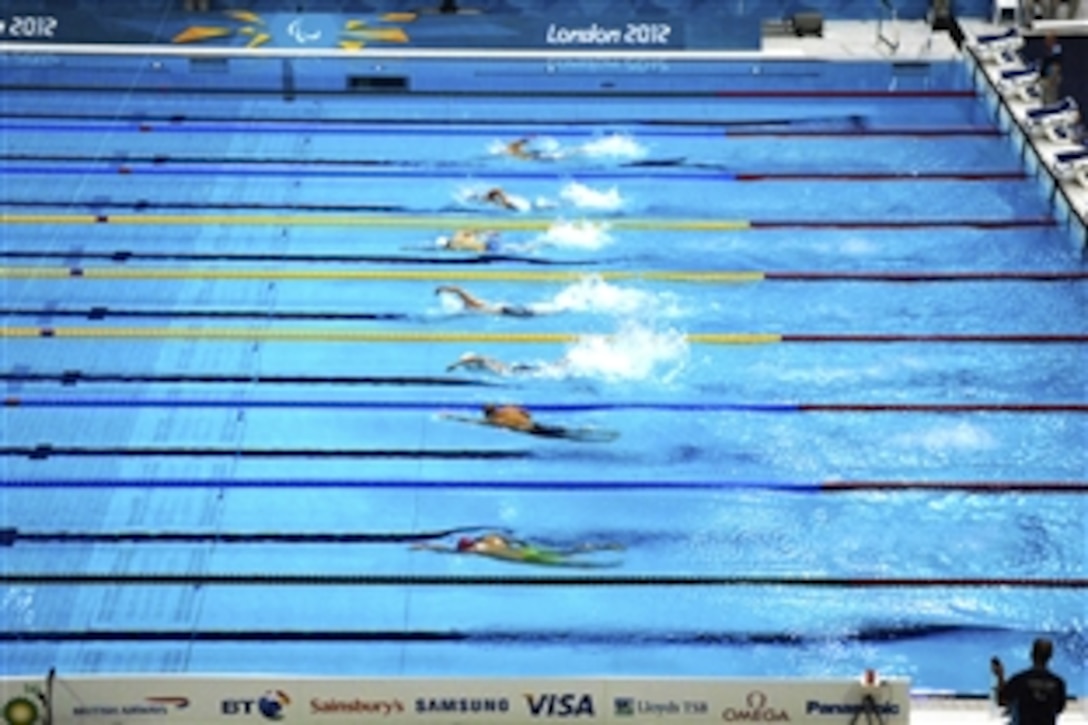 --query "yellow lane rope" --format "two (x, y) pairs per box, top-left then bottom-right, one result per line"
(1, 327), (782, 345)
(0, 267), (765, 283)
(0, 213), (752, 232)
